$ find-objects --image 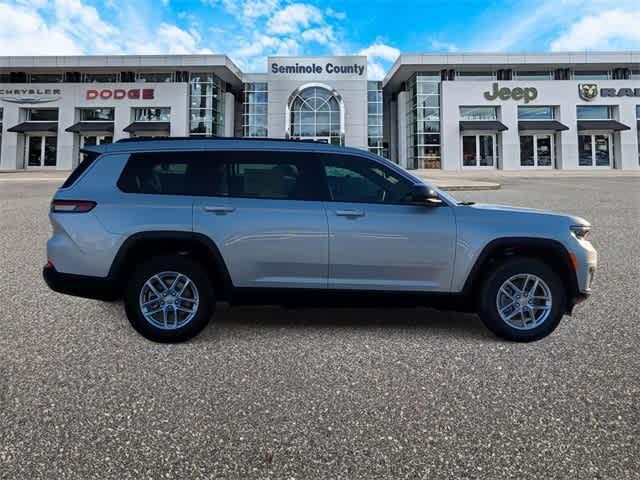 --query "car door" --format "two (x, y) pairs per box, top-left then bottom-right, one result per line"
(319, 153), (456, 292)
(193, 149), (329, 289)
